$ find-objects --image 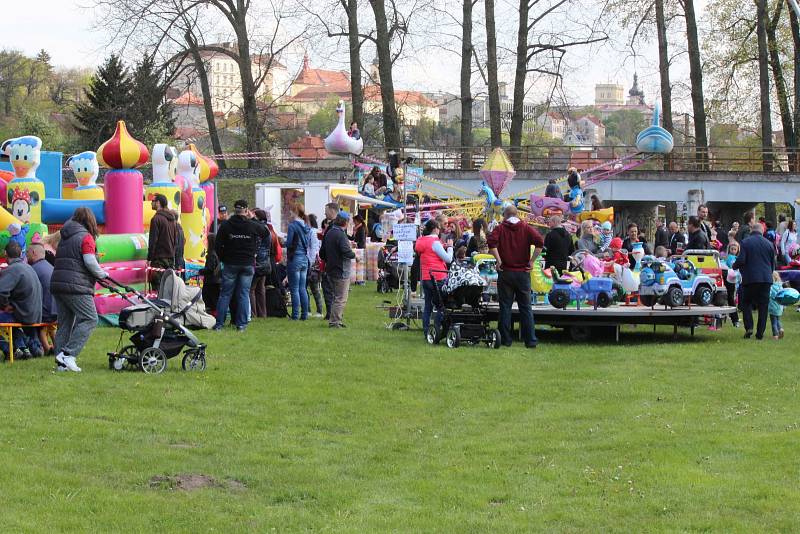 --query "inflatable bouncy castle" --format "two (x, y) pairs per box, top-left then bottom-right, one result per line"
(0, 121), (214, 318)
